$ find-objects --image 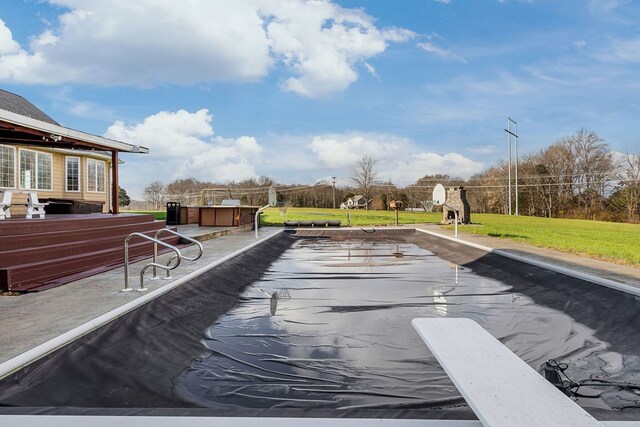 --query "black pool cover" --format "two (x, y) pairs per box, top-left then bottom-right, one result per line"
(1, 229), (640, 421)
